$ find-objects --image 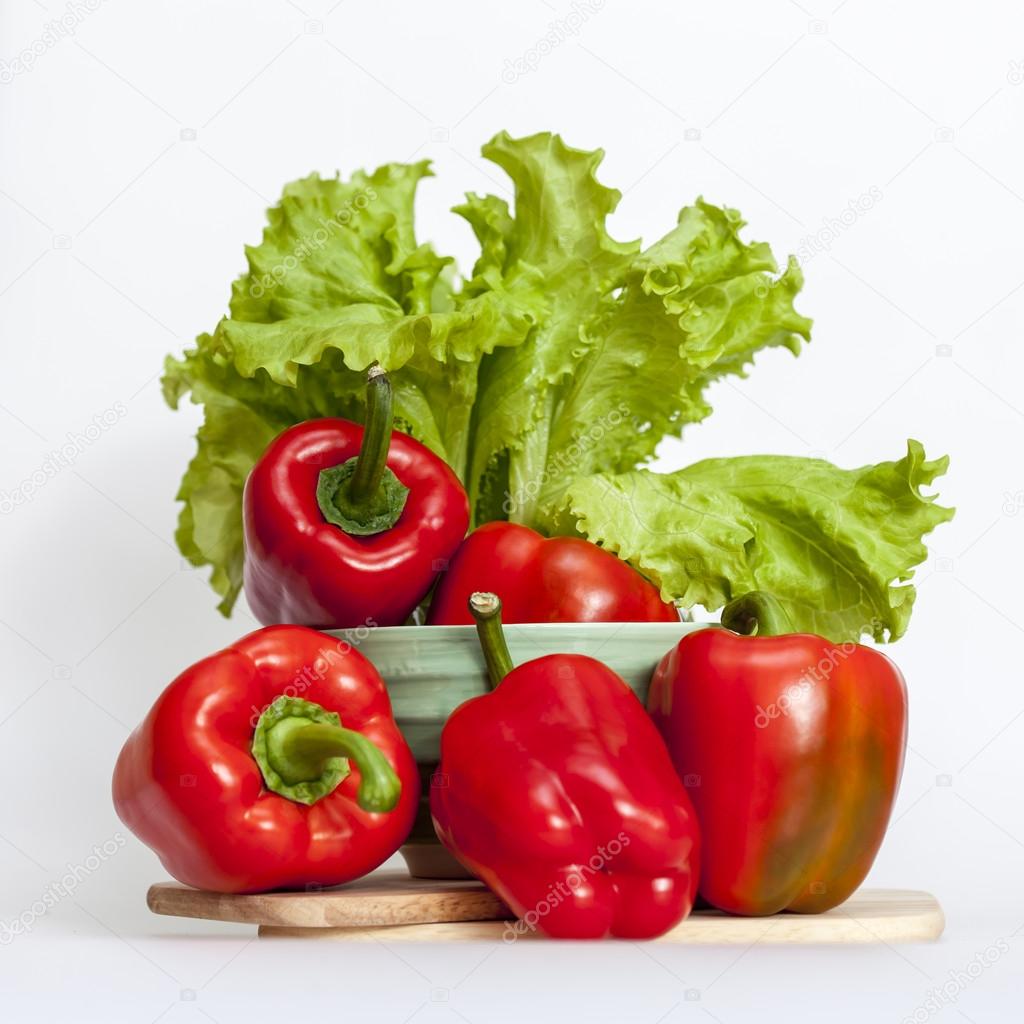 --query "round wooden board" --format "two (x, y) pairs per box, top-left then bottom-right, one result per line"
(148, 872), (507, 929)
(148, 873), (944, 944)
